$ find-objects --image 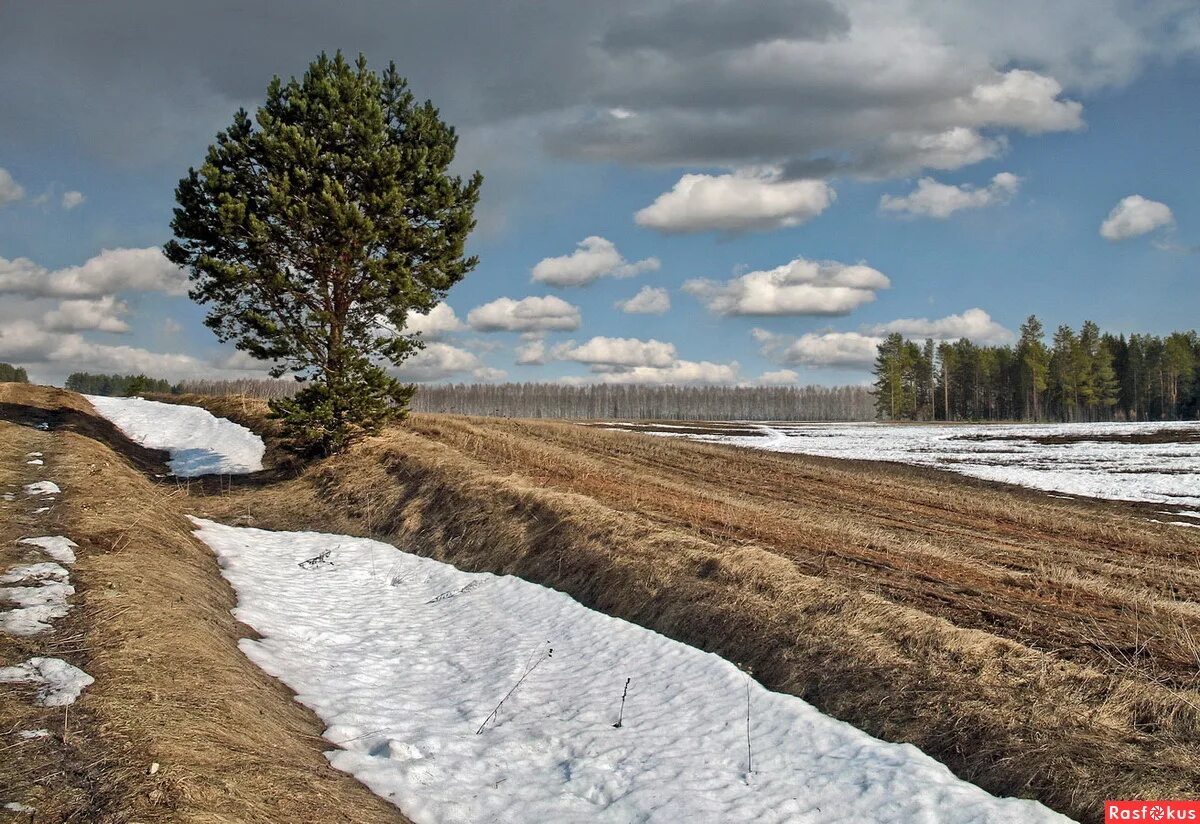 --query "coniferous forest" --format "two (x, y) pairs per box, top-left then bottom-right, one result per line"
(872, 316), (1200, 421)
